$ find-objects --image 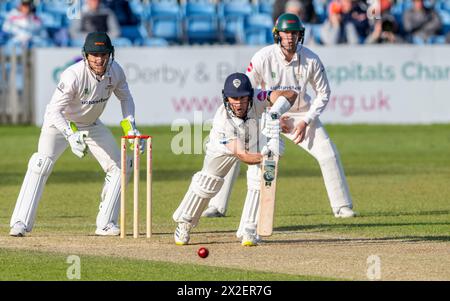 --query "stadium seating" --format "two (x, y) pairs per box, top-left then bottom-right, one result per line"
(258, 0), (275, 16)
(220, 1), (254, 43)
(0, 0), (449, 47)
(120, 24), (148, 45)
(148, 2), (182, 43)
(244, 13), (273, 45)
(183, 1), (220, 44)
(142, 37), (170, 47)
